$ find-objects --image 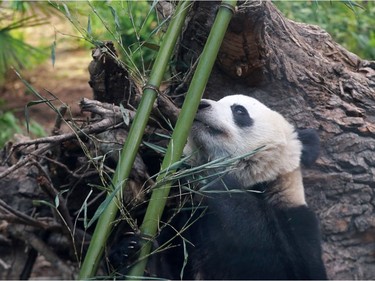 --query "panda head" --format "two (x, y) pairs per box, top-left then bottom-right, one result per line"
(184, 95), (320, 193)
